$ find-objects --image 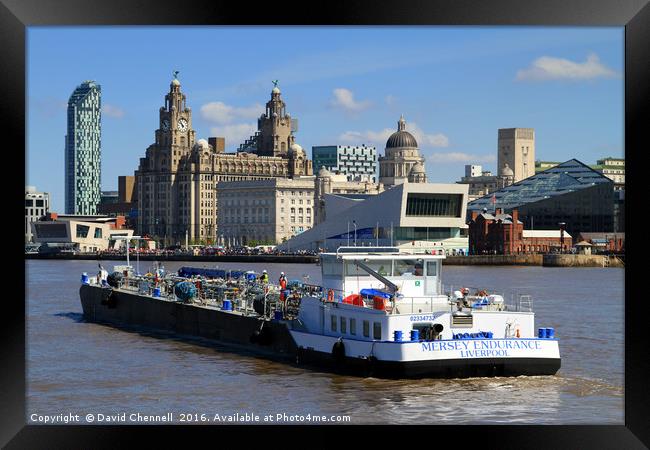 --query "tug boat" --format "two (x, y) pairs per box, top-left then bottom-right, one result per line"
(79, 247), (560, 378)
